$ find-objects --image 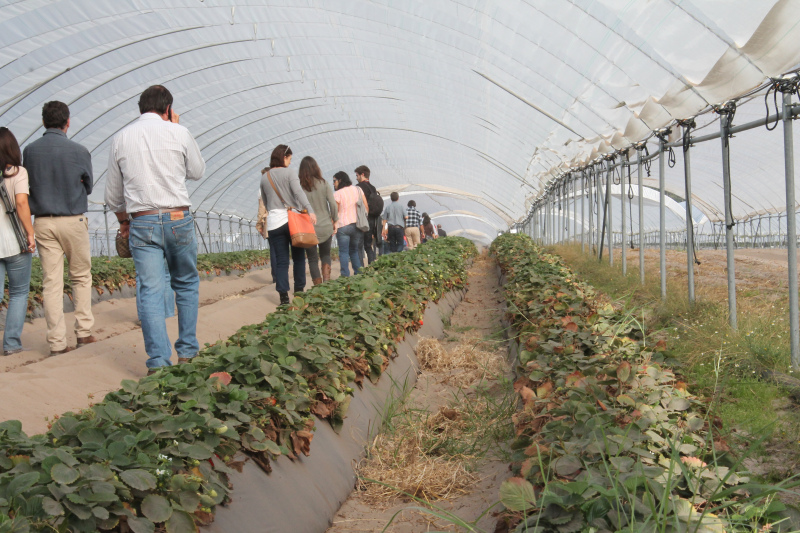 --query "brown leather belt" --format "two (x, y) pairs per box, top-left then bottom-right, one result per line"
(131, 206), (190, 218)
